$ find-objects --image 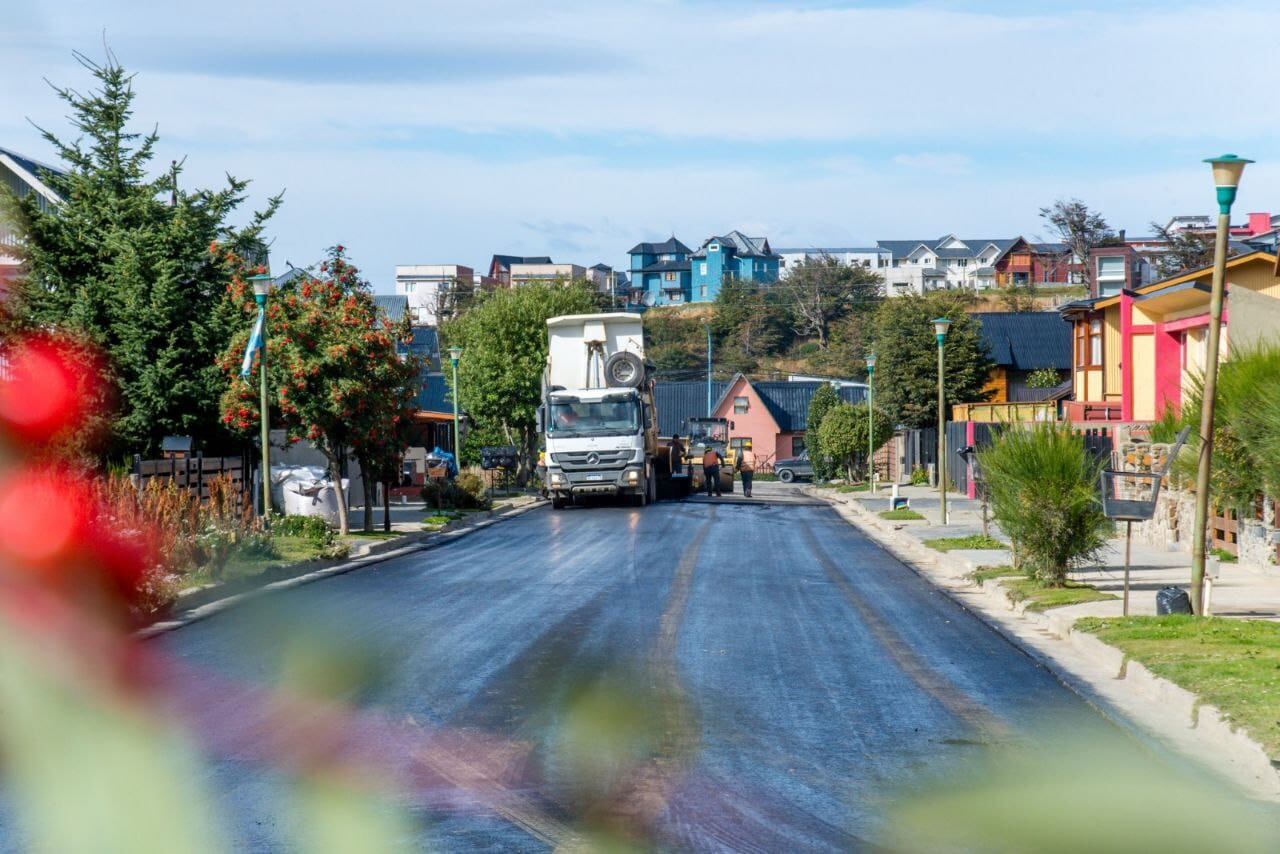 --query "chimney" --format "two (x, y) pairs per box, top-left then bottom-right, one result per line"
(1118, 229), (1126, 243)
(1248, 212), (1271, 235)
